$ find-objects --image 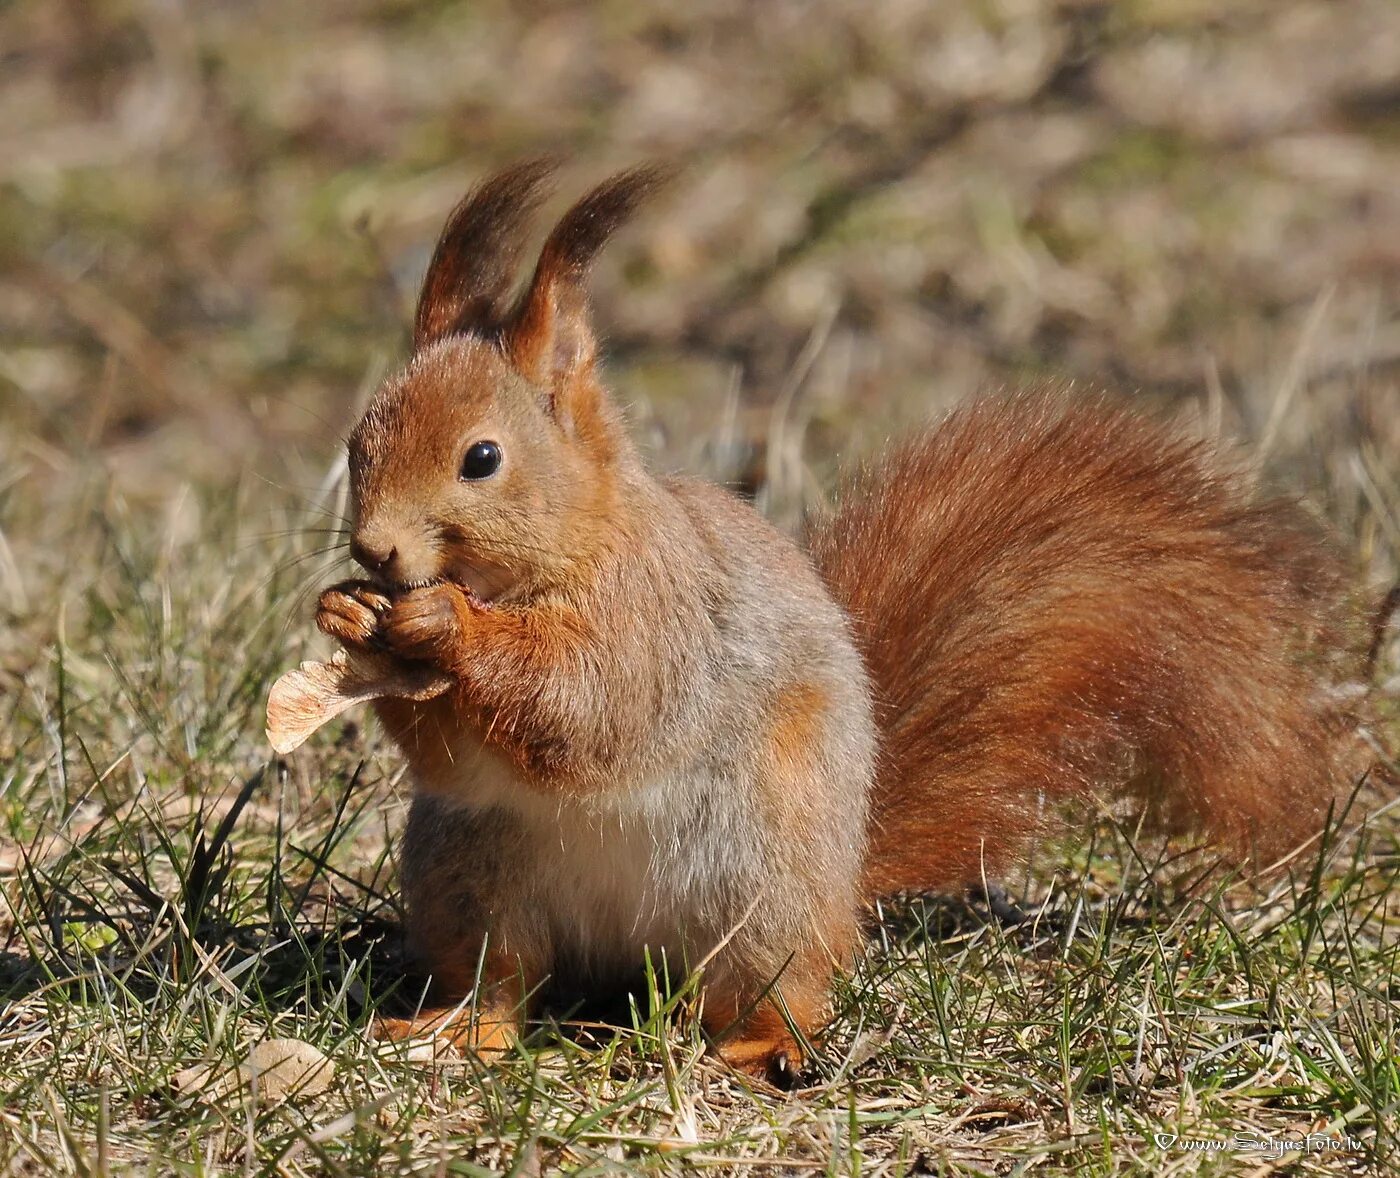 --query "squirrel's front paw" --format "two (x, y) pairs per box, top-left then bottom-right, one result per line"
(316, 581), (392, 648)
(382, 582), (473, 666)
